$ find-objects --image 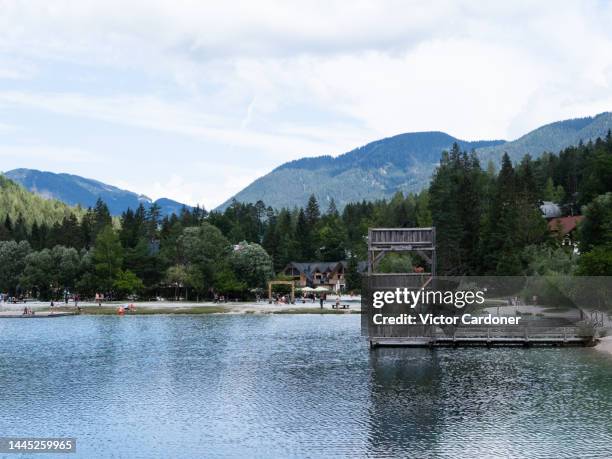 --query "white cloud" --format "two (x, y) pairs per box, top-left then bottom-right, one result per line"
(142, 165), (269, 210)
(0, 144), (102, 165)
(1, 1), (612, 207)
